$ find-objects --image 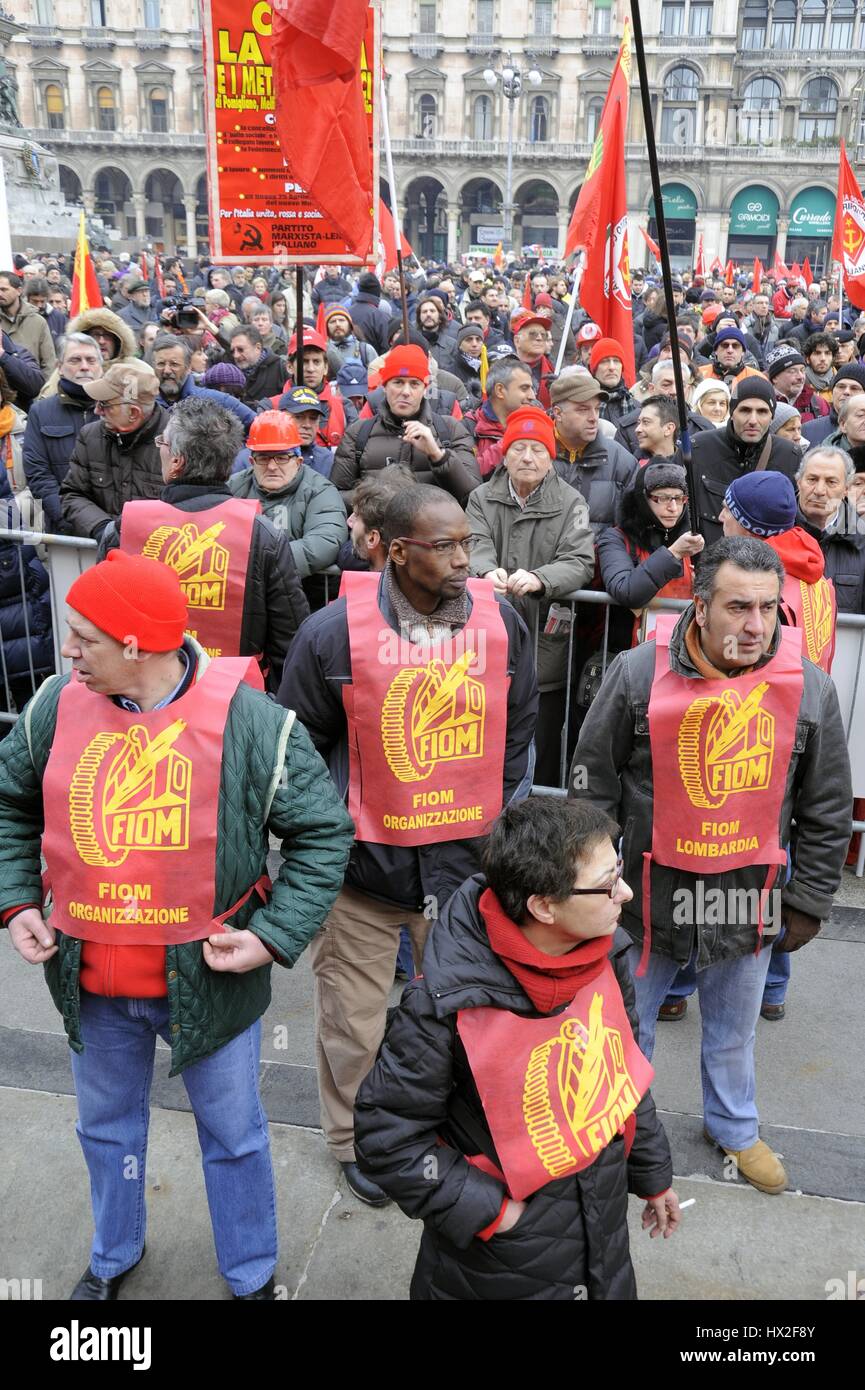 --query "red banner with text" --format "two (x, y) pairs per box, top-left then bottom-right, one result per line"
(202, 0), (379, 264)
